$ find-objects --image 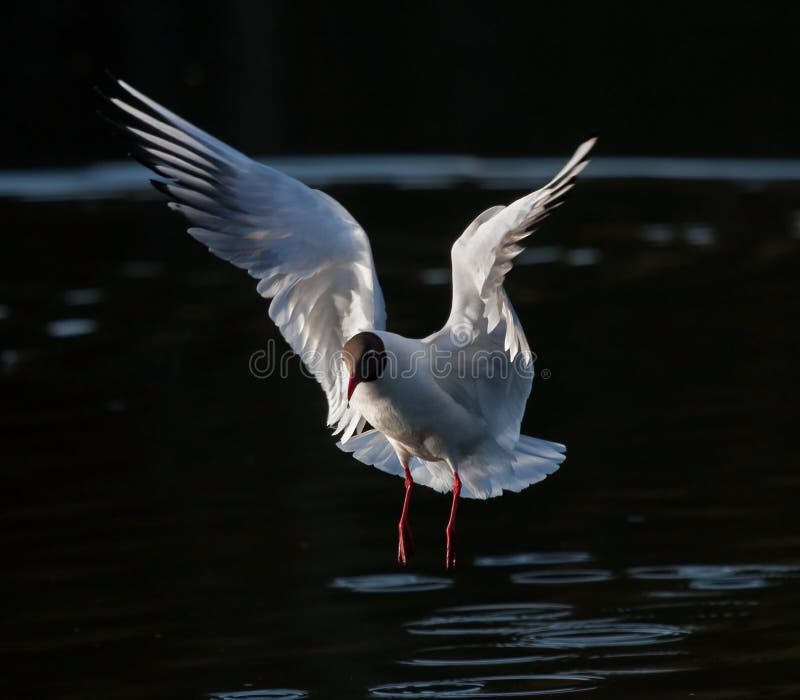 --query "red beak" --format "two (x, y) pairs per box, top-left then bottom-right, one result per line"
(347, 375), (360, 401)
